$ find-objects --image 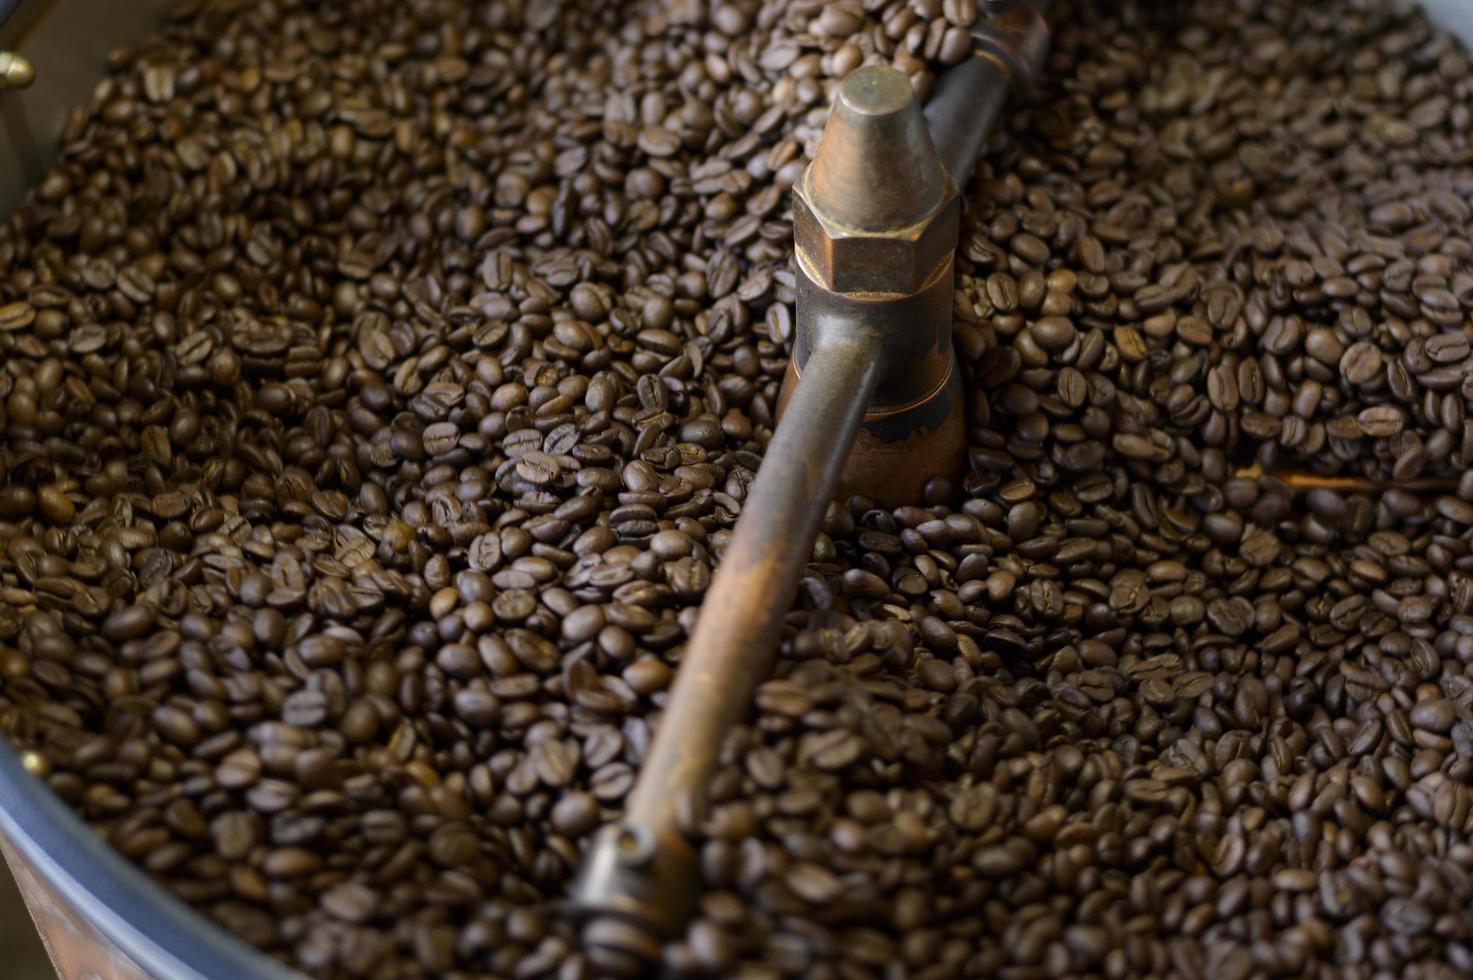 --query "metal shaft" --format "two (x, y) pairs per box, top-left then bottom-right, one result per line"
(629, 339), (878, 819)
(927, 0), (1051, 182)
(575, 341), (879, 971)
(925, 52), (1012, 183)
